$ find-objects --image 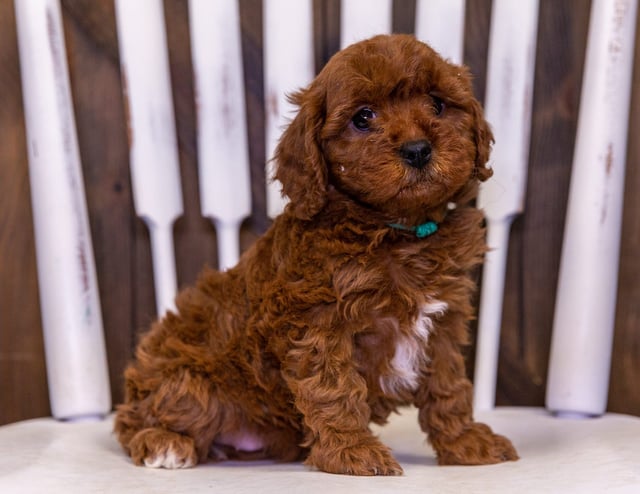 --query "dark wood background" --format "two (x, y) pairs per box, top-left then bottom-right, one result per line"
(1, 0), (639, 425)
